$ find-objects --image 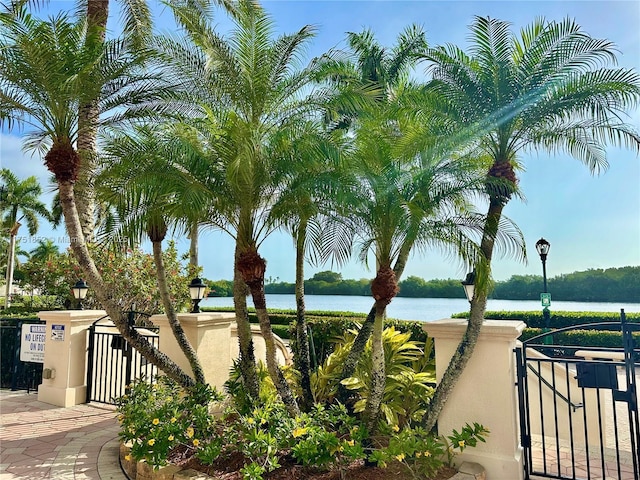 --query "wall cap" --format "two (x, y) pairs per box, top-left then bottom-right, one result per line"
(423, 318), (526, 342)
(151, 312), (235, 328)
(37, 310), (107, 324)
